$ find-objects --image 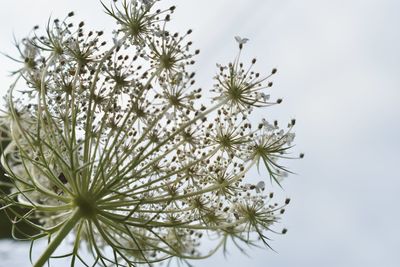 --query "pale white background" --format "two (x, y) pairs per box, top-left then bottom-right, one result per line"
(1, 0), (400, 266)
